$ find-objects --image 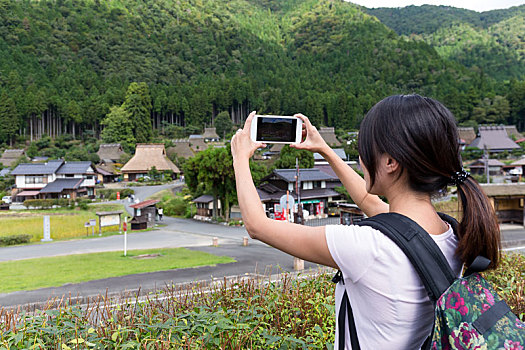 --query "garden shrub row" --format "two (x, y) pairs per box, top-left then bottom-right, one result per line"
(23, 198), (71, 209)
(0, 234), (32, 246)
(0, 254), (522, 348)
